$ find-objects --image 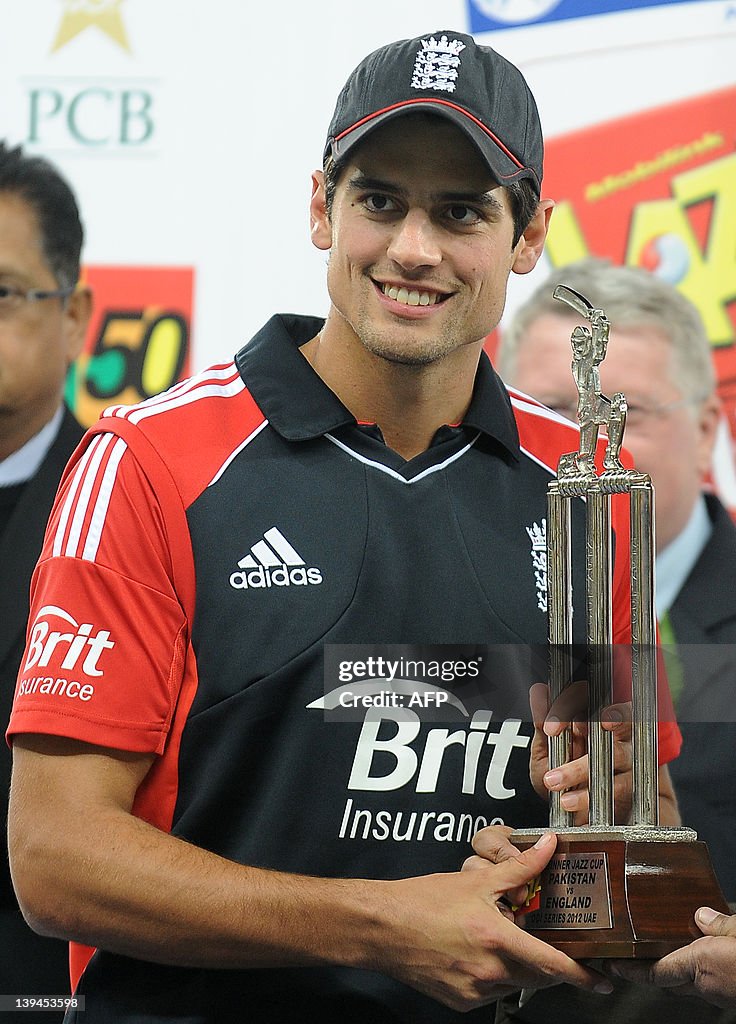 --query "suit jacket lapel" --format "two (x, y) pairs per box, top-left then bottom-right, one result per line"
(668, 495), (736, 718)
(0, 409), (85, 668)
